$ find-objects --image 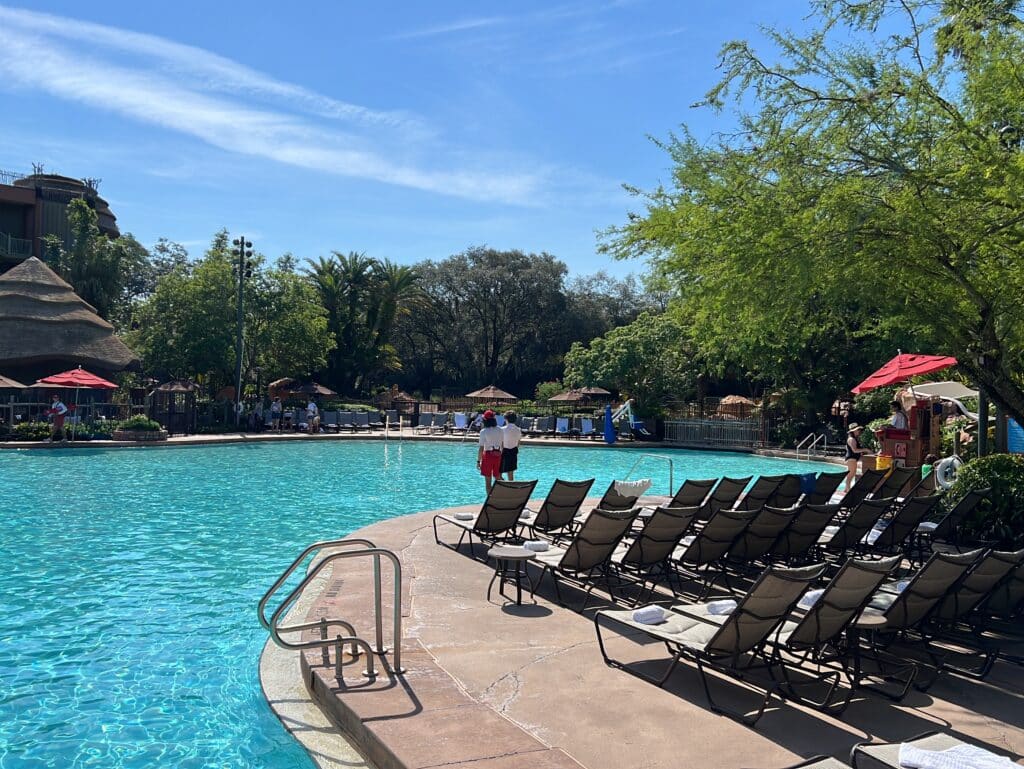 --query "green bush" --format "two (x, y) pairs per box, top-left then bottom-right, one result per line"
(11, 421), (53, 441)
(852, 388), (896, 423)
(947, 453), (1024, 547)
(119, 415), (163, 431)
(859, 418), (890, 452)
